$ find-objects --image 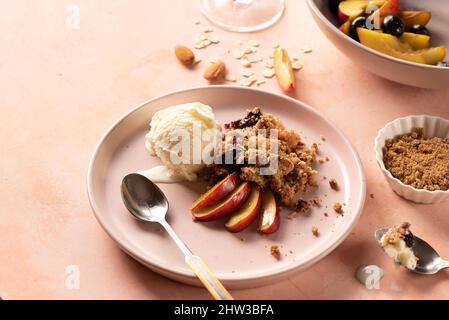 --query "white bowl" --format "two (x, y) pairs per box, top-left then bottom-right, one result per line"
(306, 0), (449, 89)
(374, 115), (449, 204)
